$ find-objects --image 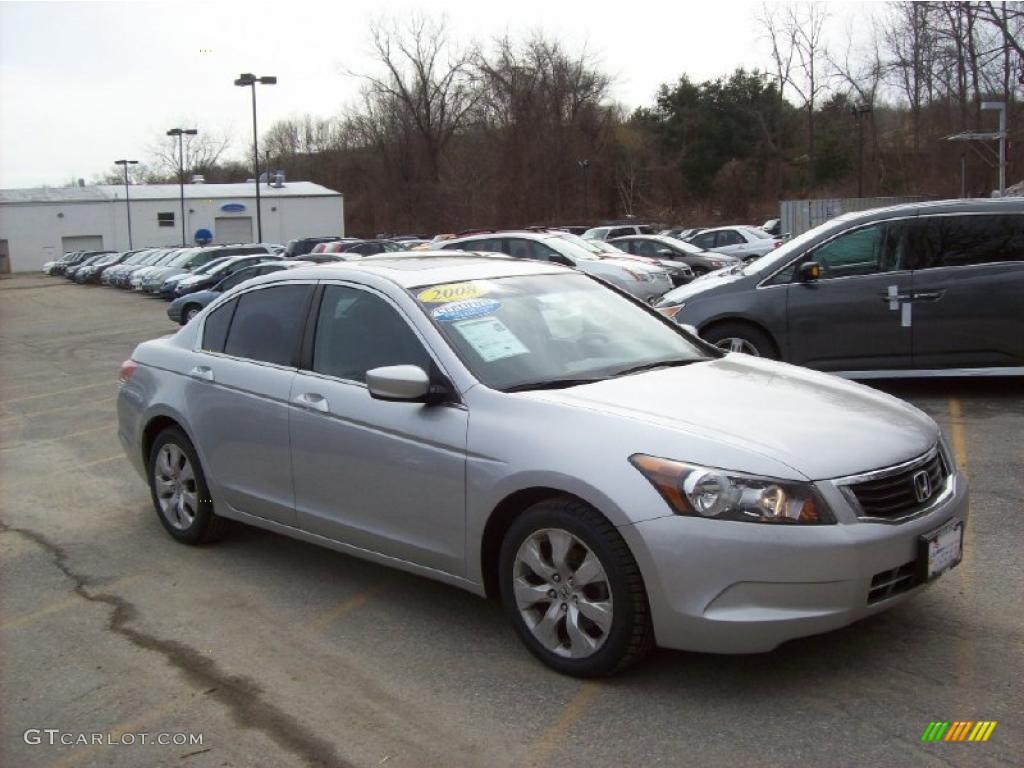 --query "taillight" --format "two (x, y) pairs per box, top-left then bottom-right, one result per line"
(119, 360), (138, 385)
